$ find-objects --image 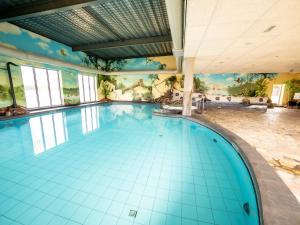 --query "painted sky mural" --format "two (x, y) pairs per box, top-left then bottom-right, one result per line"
(0, 22), (87, 65)
(0, 22), (175, 71)
(194, 73), (278, 97)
